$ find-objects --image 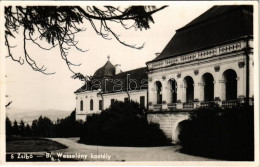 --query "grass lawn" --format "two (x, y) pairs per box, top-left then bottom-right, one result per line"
(6, 136), (67, 152)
